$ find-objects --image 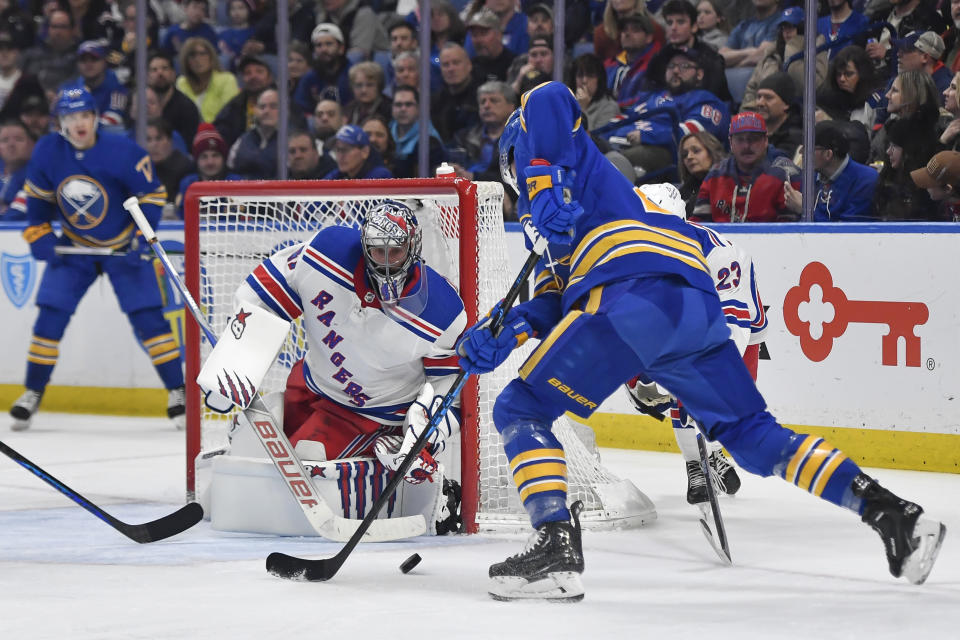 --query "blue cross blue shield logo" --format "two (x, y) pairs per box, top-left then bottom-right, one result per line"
(1, 252), (36, 308)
